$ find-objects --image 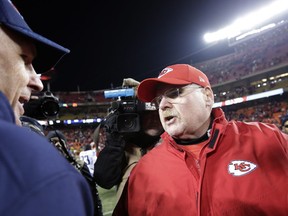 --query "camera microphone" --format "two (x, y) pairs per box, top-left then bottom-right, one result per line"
(104, 88), (135, 99)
